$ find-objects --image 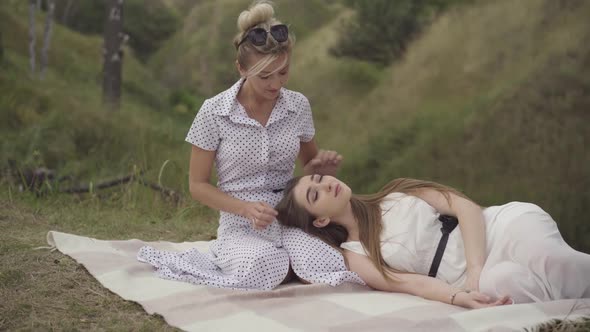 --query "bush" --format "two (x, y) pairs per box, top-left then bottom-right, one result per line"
(331, 0), (470, 65)
(169, 89), (205, 113)
(123, 1), (180, 61)
(54, 0), (180, 60)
